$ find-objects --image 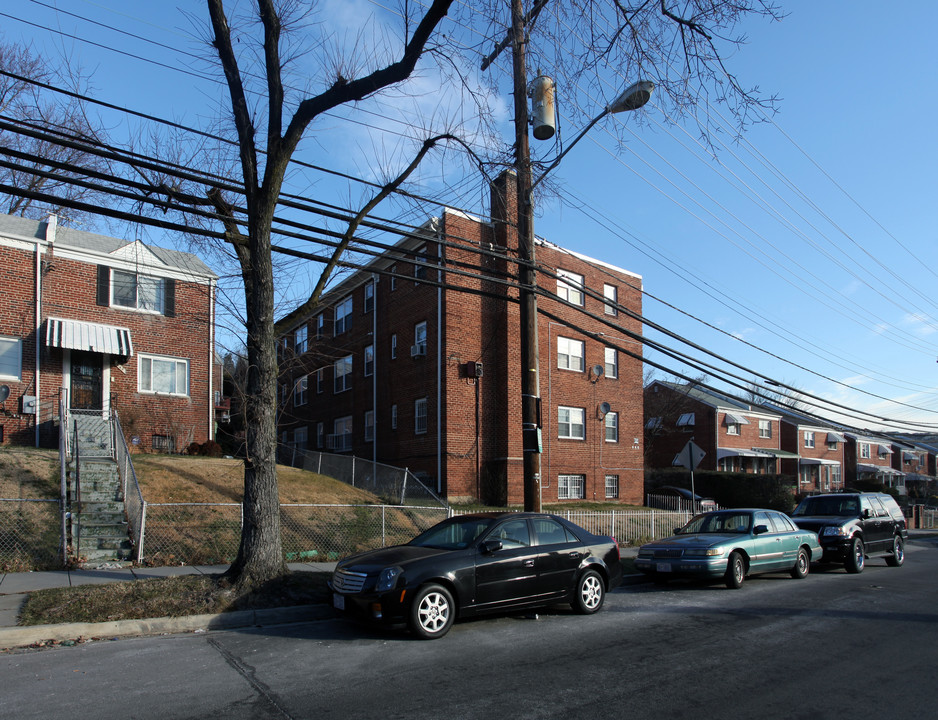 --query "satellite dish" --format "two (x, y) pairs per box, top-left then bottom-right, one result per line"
(591, 364), (604, 379)
(0, 385), (8, 402)
(599, 401), (611, 417)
